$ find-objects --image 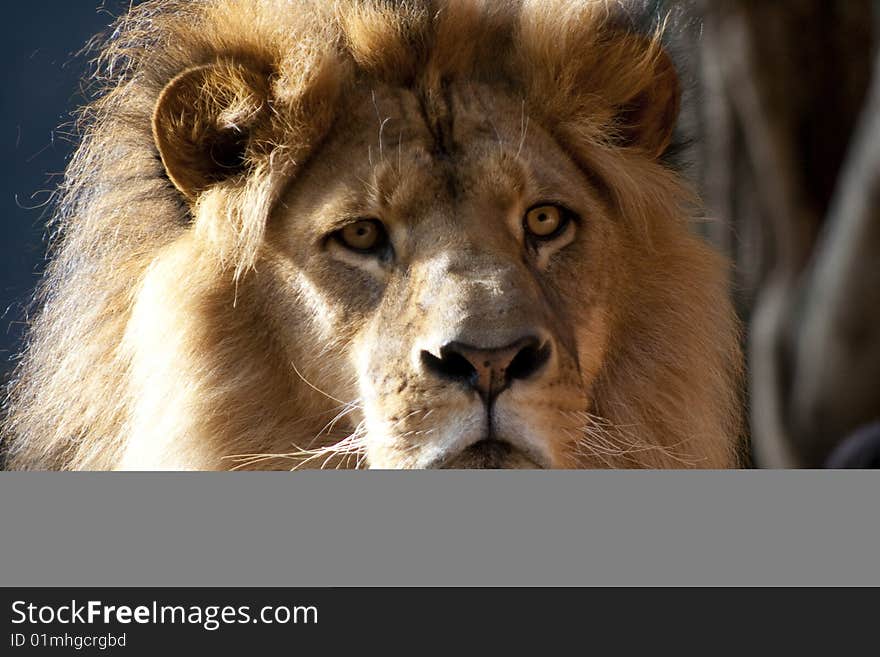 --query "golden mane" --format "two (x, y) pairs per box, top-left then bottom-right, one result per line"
(2, 0), (743, 469)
